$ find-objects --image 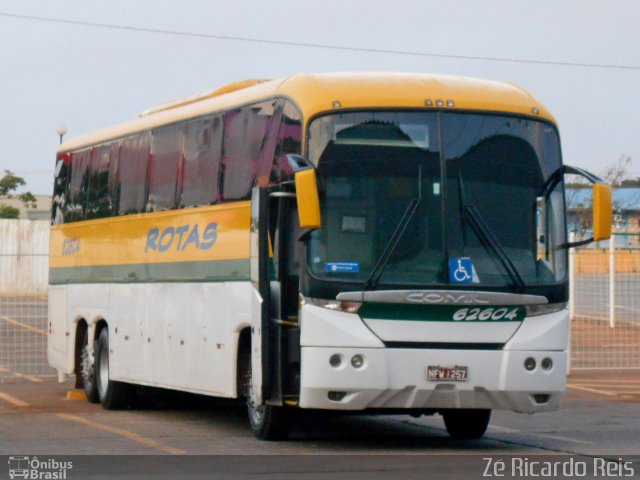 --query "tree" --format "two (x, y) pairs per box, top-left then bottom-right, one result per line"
(0, 170), (37, 219)
(603, 154), (633, 187)
(0, 204), (20, 219)
(620, 177), (640, 188)
(566, 155), (638, 239)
